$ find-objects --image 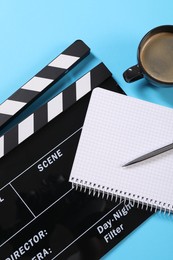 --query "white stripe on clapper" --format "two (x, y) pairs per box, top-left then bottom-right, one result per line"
(47, 92), (63, 122)
(76, 72), (91, 100)
(22, 77), (53, 92)
(0, 136), (4, 158)
(49, 54), (79, 69)
(0, 100), (26, 116)
(18, 114), (34, 144)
